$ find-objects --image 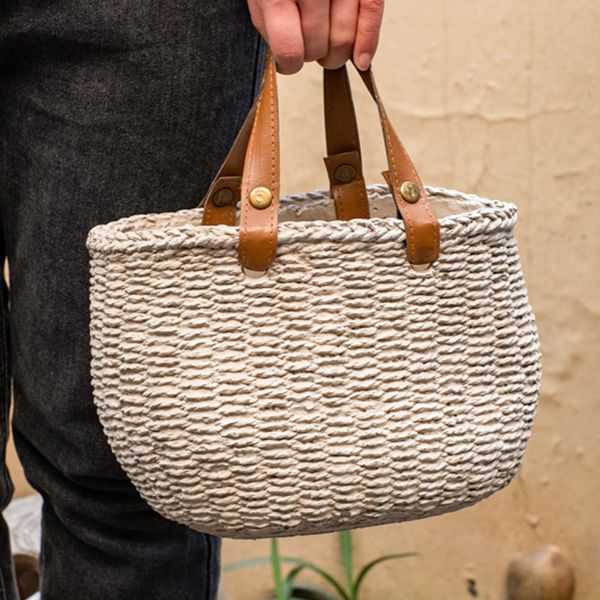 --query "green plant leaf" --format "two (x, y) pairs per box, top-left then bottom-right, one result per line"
(223, 555), (348, 600)
(278, 558), (350, 600)
(283, 564), (306, 599)
(338, 531), (353, 595)
(271, 539), (286, 600)
(222, 557), (272, 572)
(285, 564), (305, 585)
(353, 553), (417, 597)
